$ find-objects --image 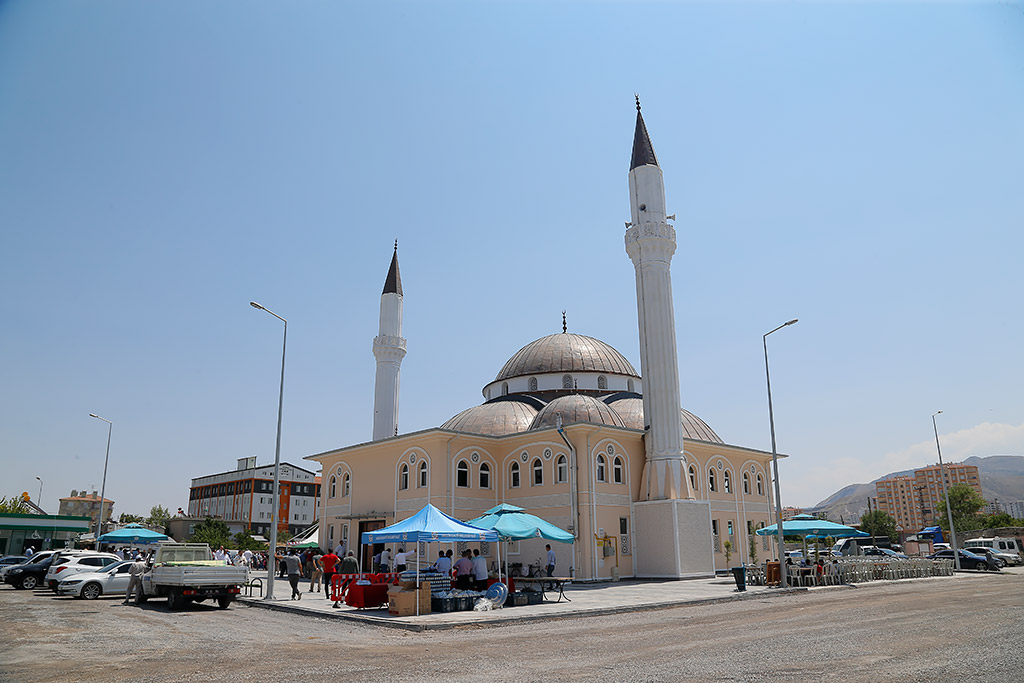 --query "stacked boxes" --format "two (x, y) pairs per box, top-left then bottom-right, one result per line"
(388, 582), (431, 616)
